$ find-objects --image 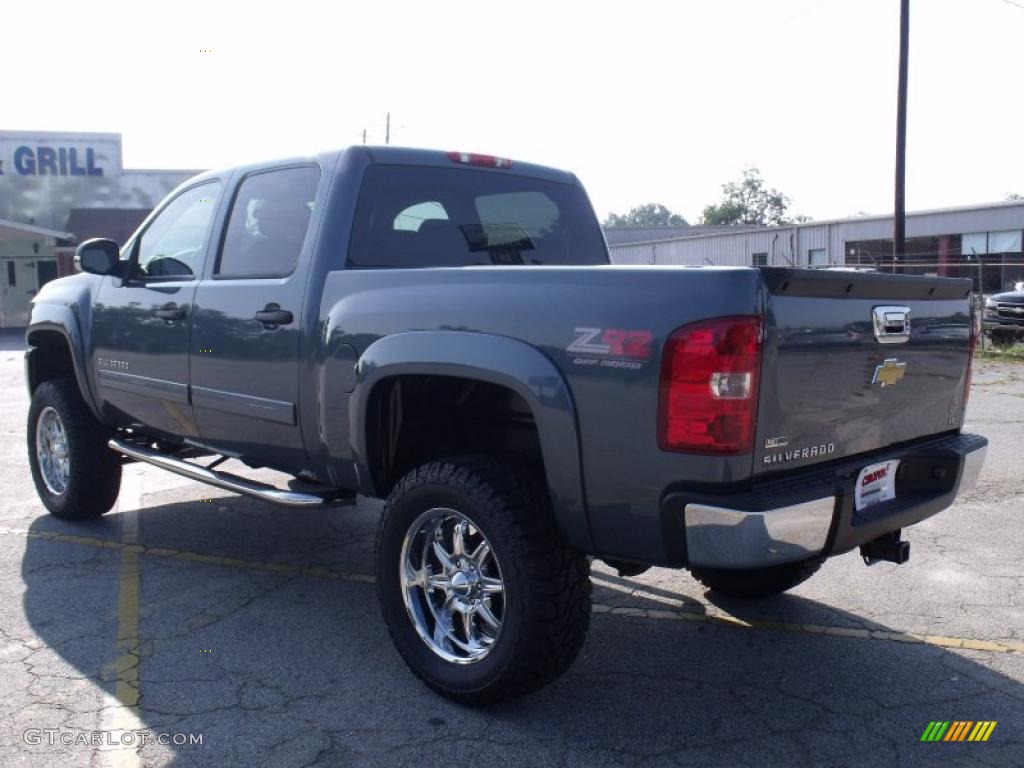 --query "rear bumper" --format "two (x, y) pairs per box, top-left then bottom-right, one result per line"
(661, 432), (987, 570)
